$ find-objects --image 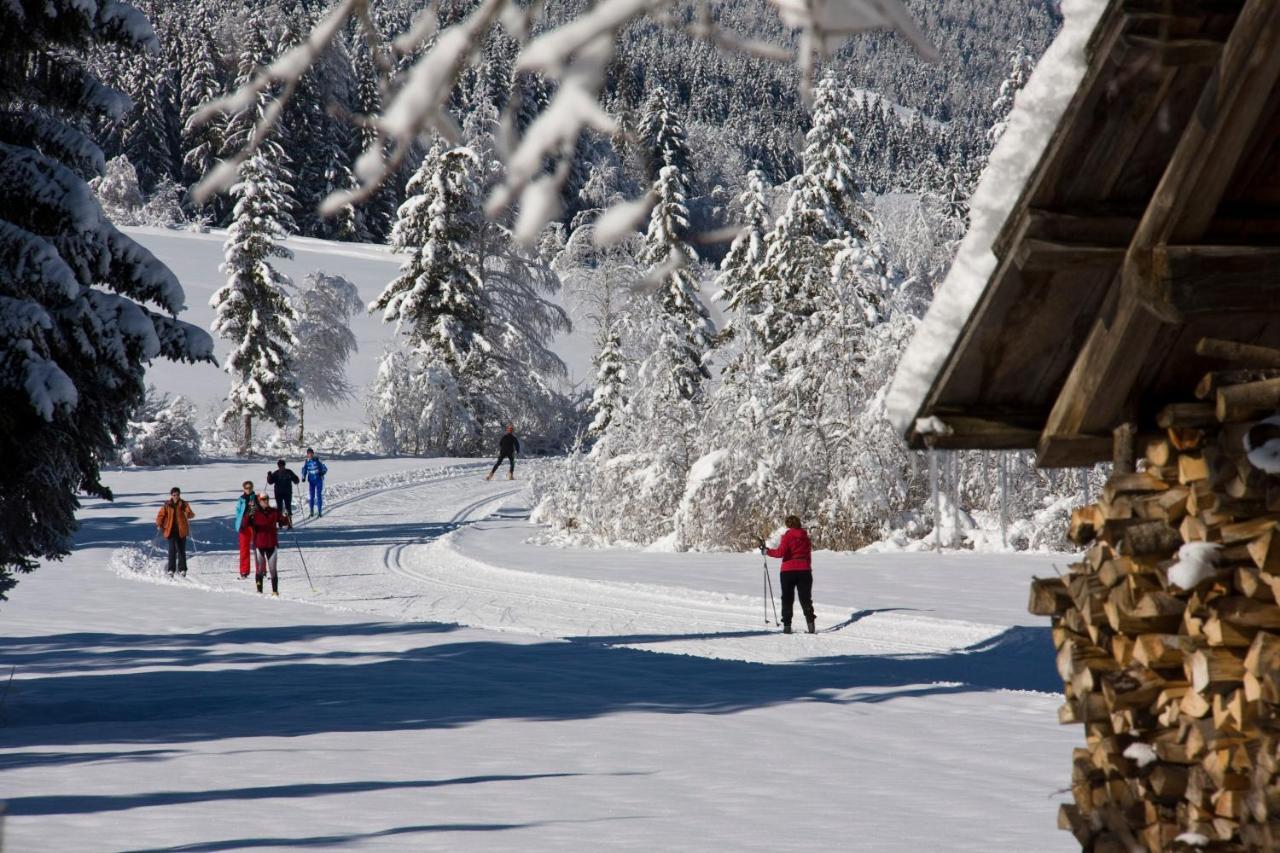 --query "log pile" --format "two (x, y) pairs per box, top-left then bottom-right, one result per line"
(1034, 339), (1280, 851)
